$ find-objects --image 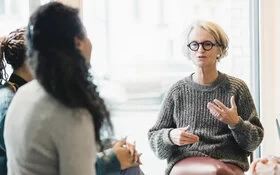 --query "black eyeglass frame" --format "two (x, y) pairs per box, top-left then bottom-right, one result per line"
(187, 40), (221, 51)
